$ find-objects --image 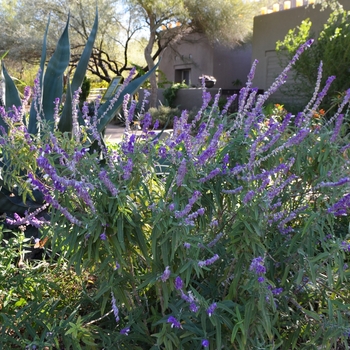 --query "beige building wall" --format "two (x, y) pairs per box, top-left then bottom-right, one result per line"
(252, 1), (350, 104)
(159, 32), (252, 89)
